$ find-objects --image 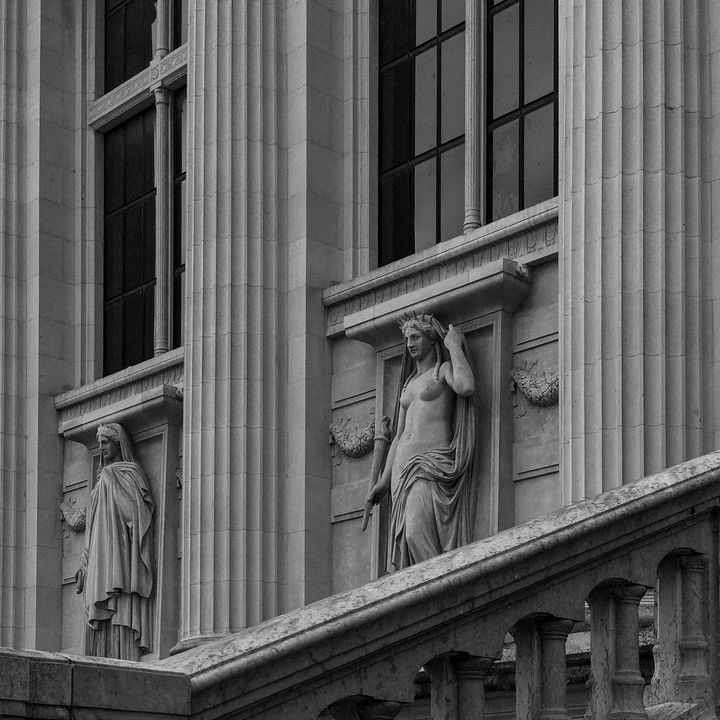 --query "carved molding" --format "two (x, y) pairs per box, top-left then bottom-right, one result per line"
(59, 497), (87, 533)
(511, 360), (559, 415)
(329, 417), (376, 463)
(55, 349), (184, 427)
(88, 44), (188, 130)
(324, 209), (558, 339)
